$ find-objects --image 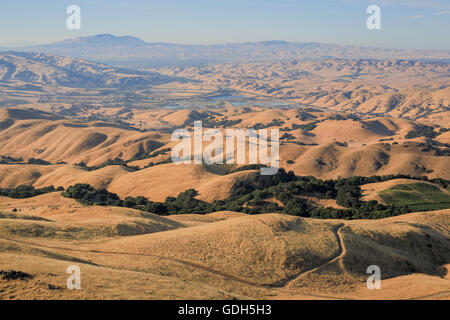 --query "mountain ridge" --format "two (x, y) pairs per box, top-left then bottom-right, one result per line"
(0, 51), (181, 89)
(12, 34), (450, 67)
